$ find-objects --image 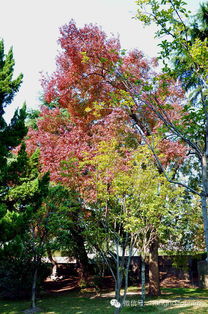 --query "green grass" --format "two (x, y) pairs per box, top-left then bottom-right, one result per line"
(1, 288), (208, 314)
